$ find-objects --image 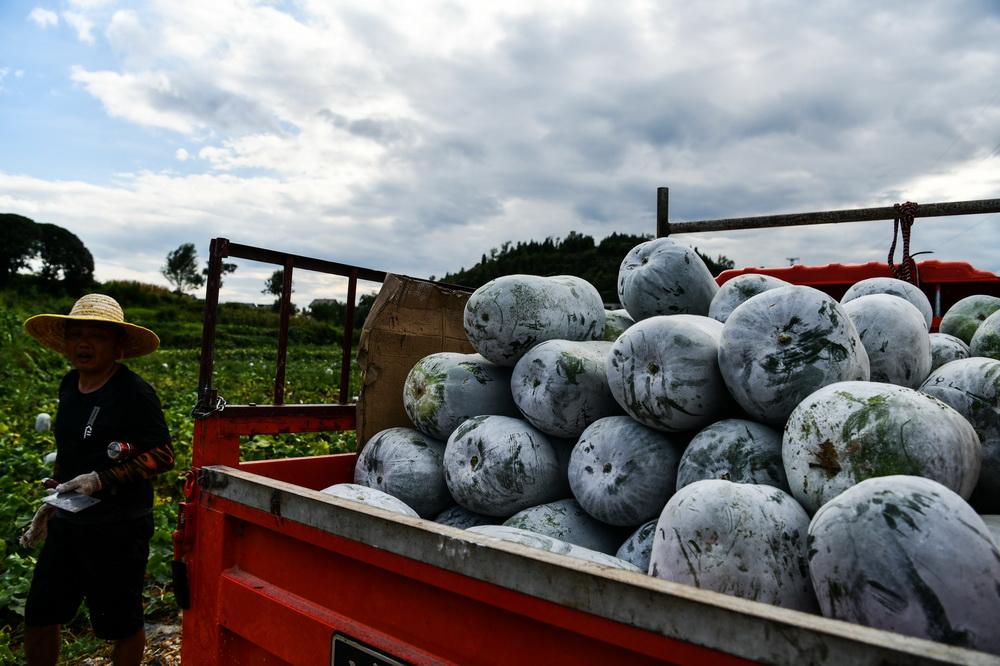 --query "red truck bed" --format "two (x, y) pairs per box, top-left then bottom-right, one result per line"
(177, 223), (1000, 664)
(180, 447), (994, 665)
